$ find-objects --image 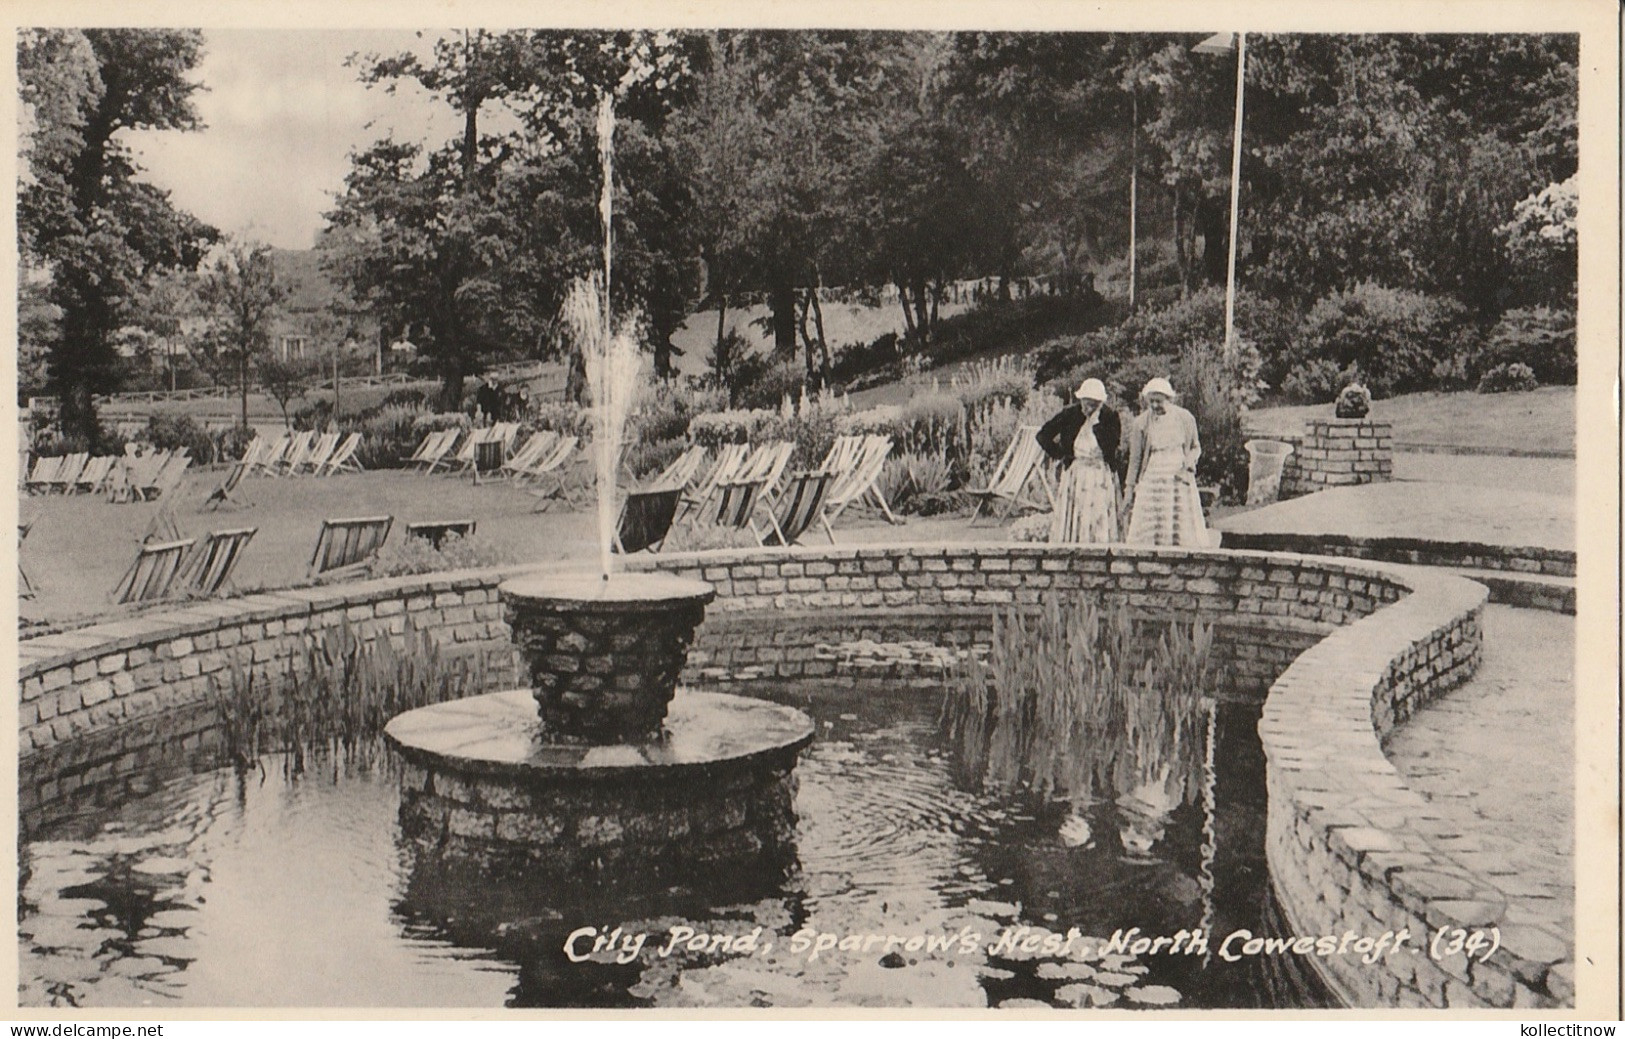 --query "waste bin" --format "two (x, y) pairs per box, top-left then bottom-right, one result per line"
(1244, 439), (1293, 505)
